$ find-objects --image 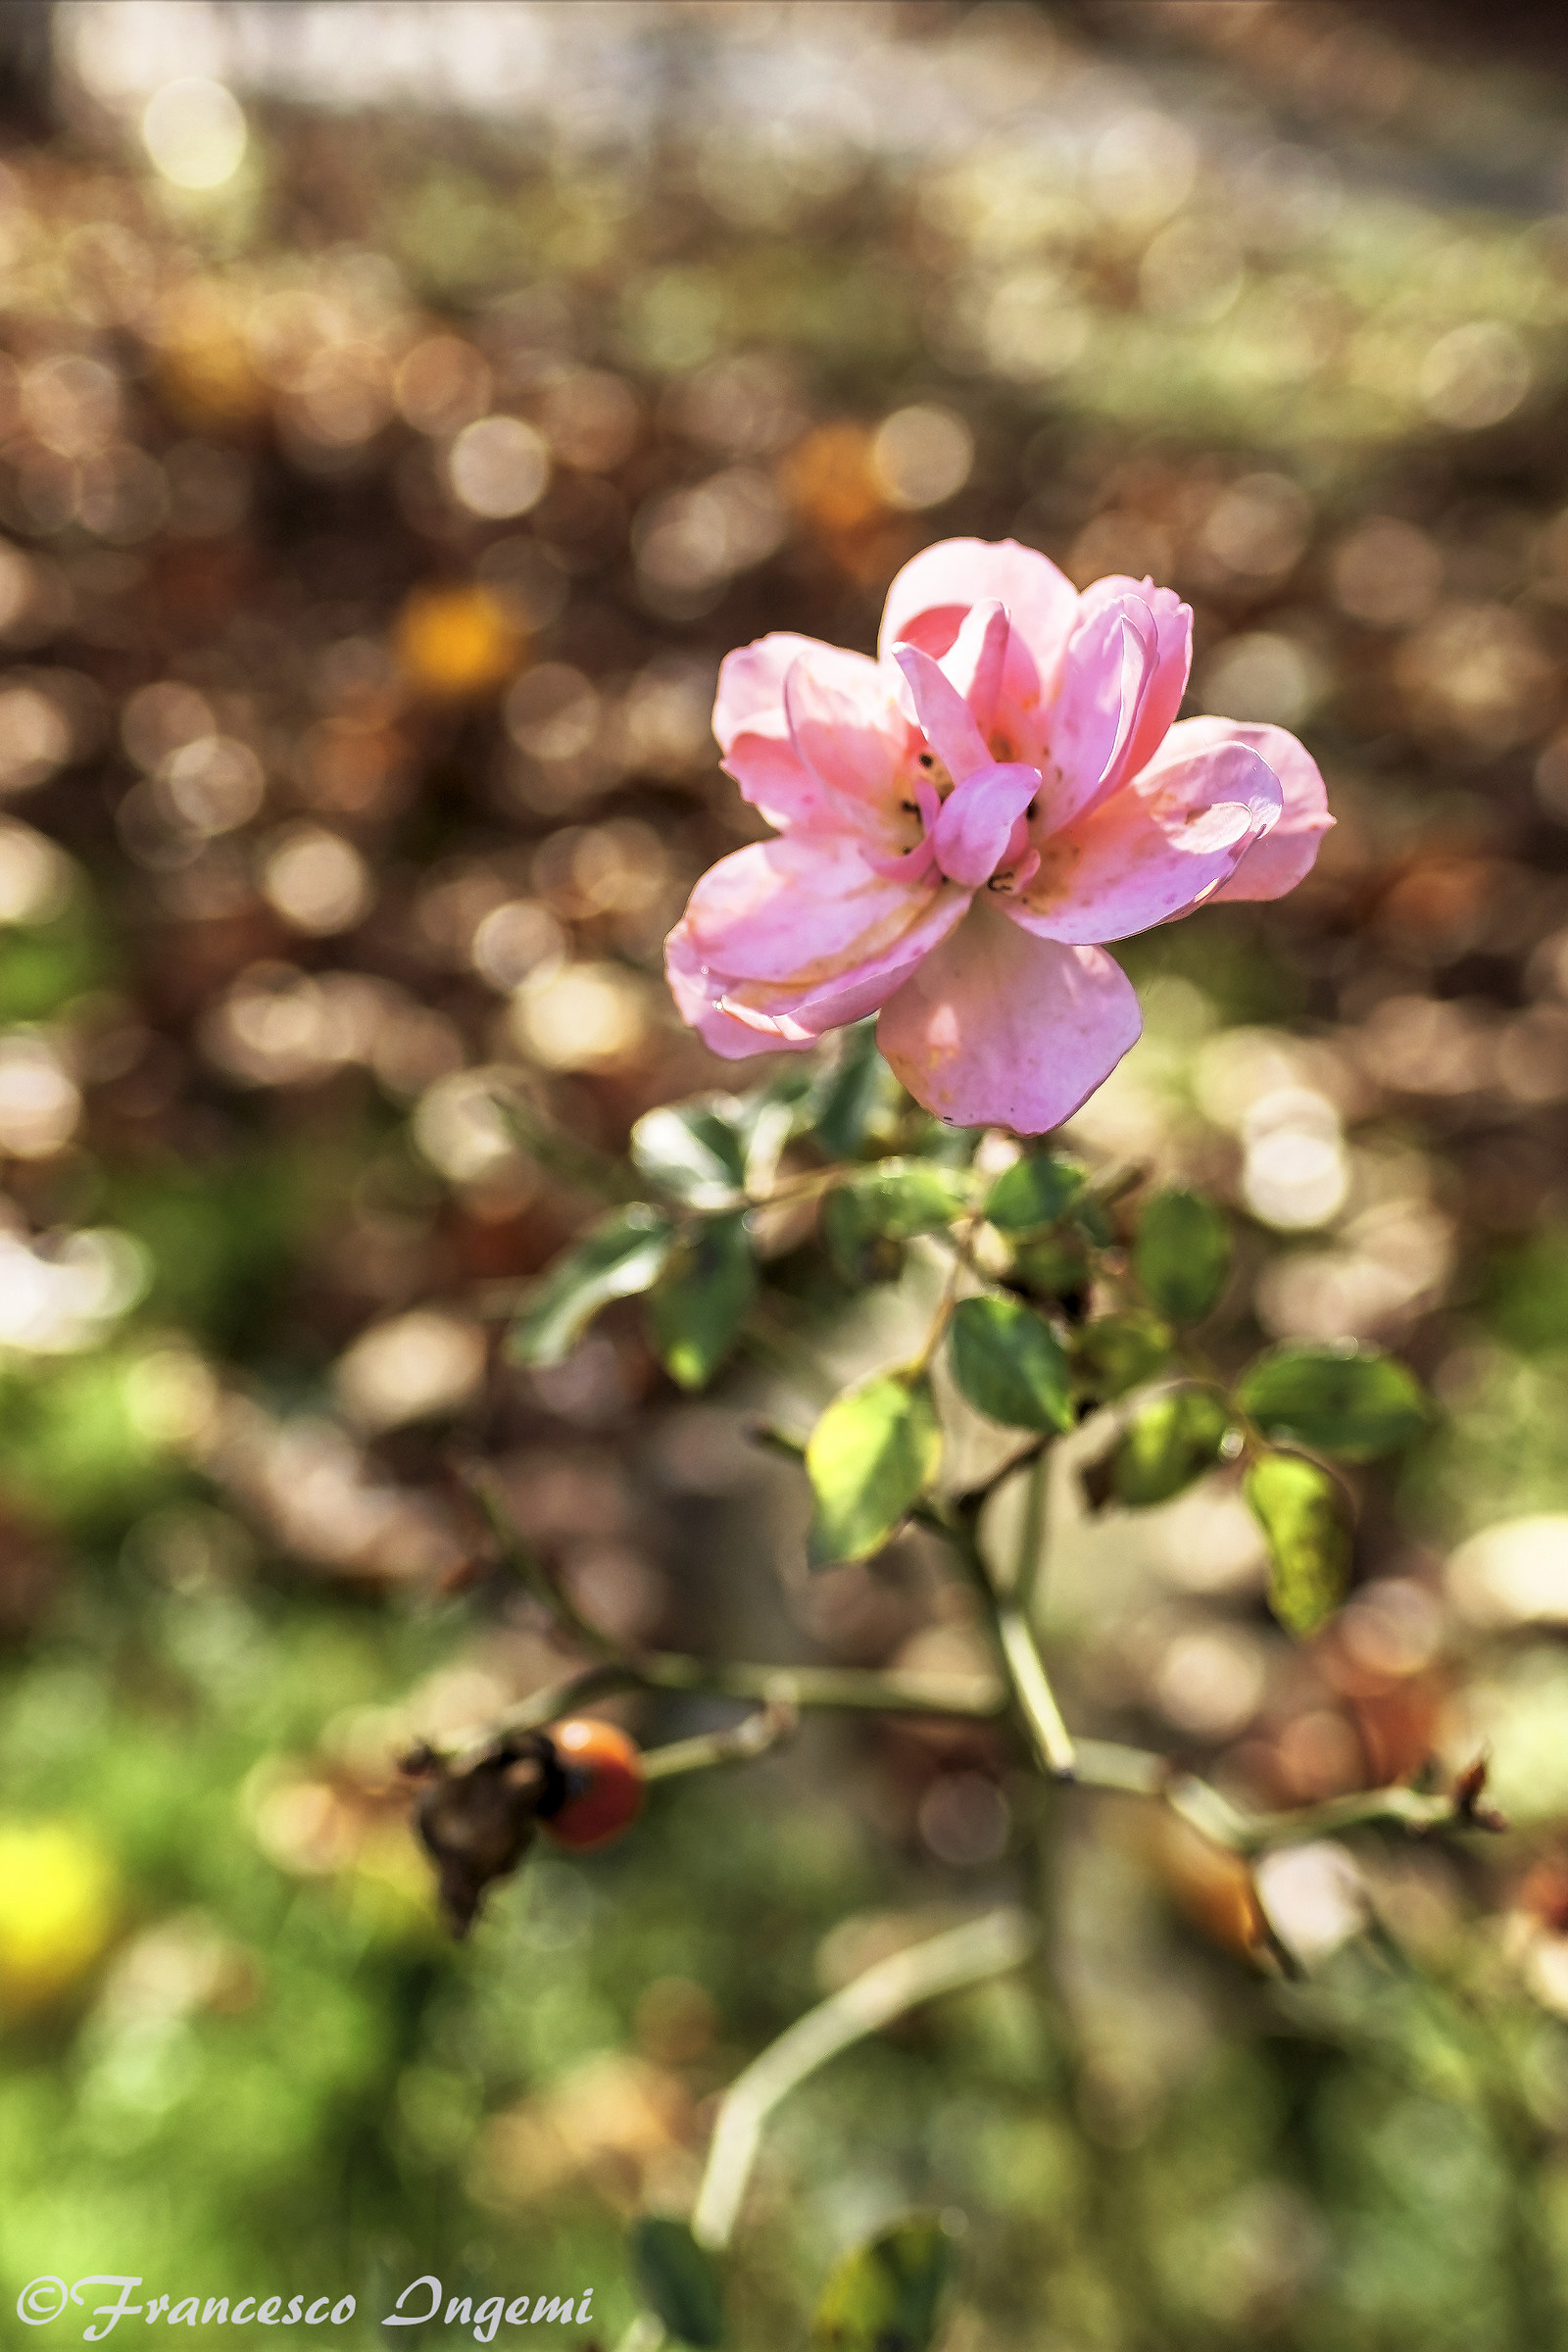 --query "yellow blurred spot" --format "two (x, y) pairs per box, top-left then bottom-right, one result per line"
(141, 77), (248, 192)
(512, 962), (646, 1071)
(0, 1821), (117, 2014)
(394, 586), (521, 699)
